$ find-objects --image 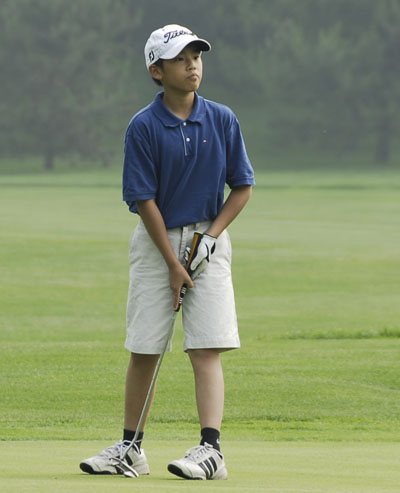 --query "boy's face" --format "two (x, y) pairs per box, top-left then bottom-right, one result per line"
(150, 44), (203, 94)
